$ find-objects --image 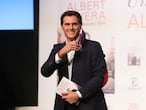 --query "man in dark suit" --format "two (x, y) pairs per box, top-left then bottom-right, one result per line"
(41, 10), (108, 110)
